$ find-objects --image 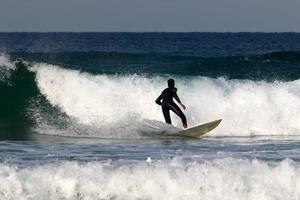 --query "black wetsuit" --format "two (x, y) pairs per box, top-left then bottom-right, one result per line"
(155, 87), (187, 125)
